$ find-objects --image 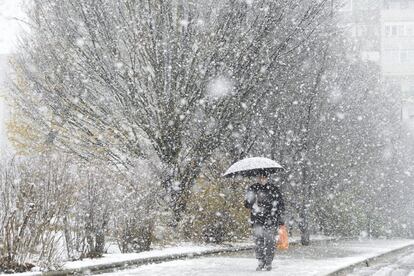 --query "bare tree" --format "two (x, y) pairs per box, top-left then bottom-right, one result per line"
(0, 155), (74, 270)
(11, 0), (333, 224)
